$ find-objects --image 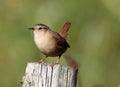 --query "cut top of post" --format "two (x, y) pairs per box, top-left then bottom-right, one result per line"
(22, 63), (78, 87)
